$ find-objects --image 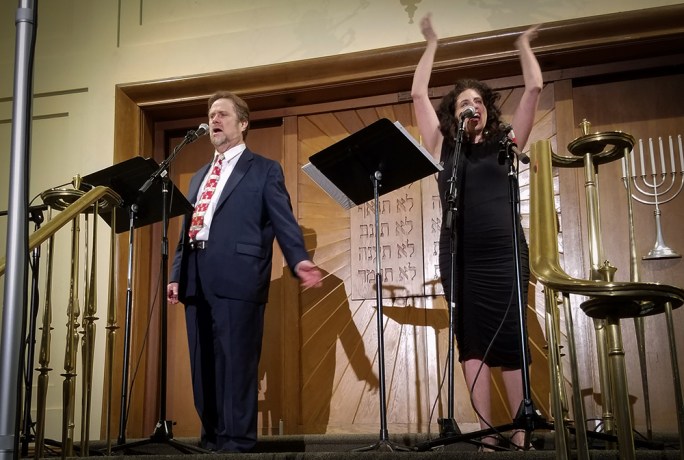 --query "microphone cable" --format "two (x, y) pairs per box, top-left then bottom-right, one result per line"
(122, 189), (178, 430)
(123, 262), (162, 430)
